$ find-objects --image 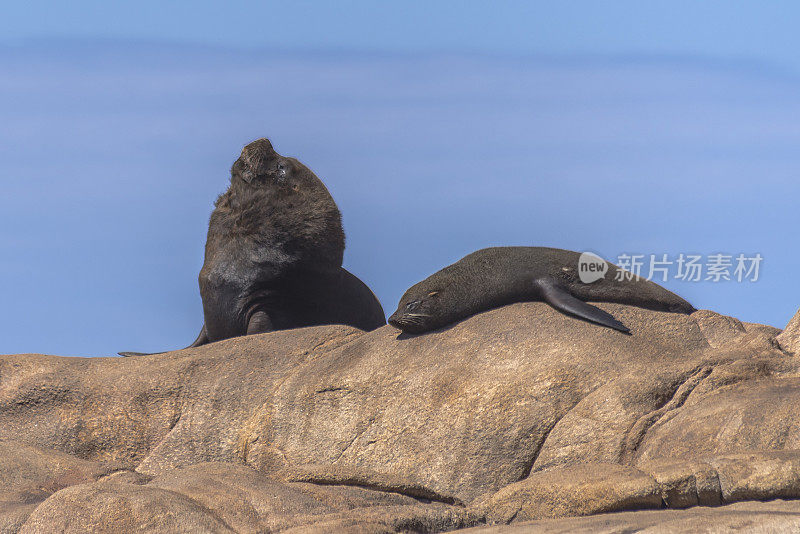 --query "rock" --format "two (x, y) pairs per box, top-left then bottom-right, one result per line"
(2, 303), (800, 531)
(0, 439), (120, 533)
(0, 325), (361, 472)
(632, 377), (800, 463)
(461, 499), (800, 533)
(703, 451), (800, 503)
(19, 462), (476, 533)
(0, 439), (117, 498)
(475, 463), (661, 523)
(636, 457), (721, 508)
(474, 451), (800, 525)
(265, 303), (713, 503)
(19, 480), (235, 534)
(777, 308), (800, 354)
(691, 309), (745, 348)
